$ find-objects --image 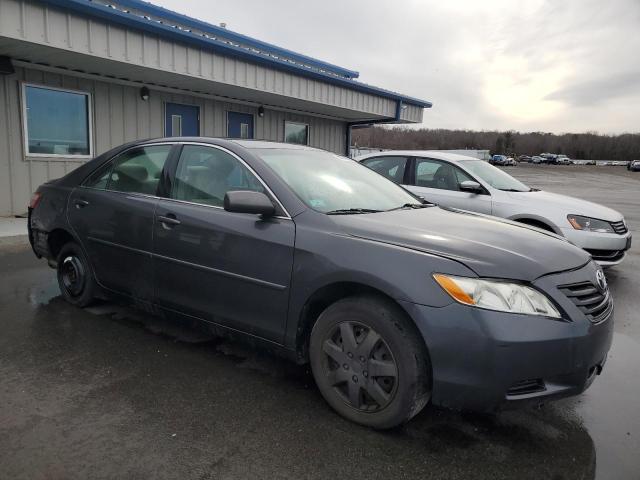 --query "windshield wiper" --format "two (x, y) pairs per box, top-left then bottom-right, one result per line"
(387, 203), (432, 211)
(326, 208), (383, 215)
(498, 188), (528, 192)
